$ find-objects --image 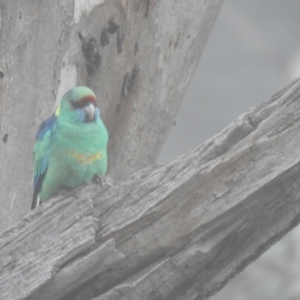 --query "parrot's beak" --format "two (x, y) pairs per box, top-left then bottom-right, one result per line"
(84, 103), (95, 121)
